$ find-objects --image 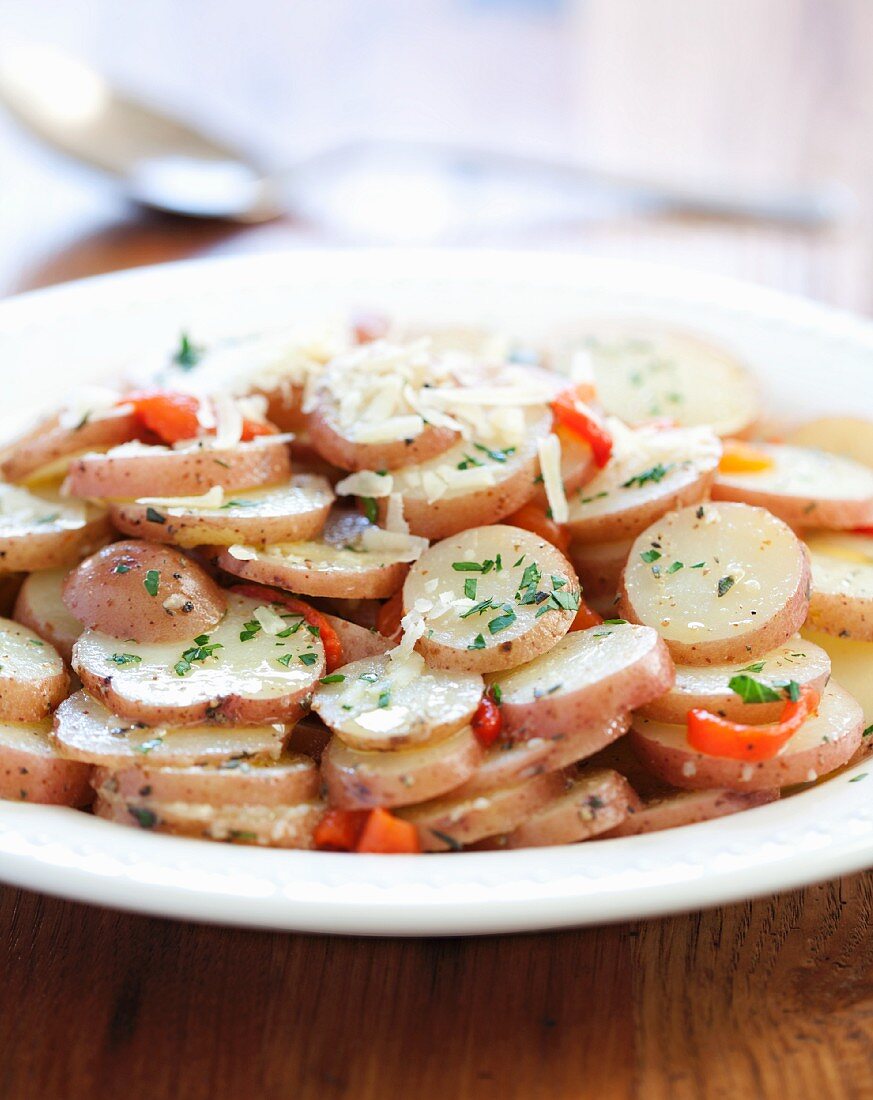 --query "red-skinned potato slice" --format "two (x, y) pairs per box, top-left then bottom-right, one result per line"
(0, 717), (91, 805)
(14, 568), (82, 663)
(95, 751), (319, 807)
(108, 474), (334, 548)
(382, 407), (553, 540)
(95, 788), (324, 847)
(459, 713), (631, 794)
(0, 408), (139, 484)
(397, 770), (567, 851)
(553, 322), (759, 437)
(488, 622), (674, 740)
(619, 502), (811, 664)
(320, 723), (483, 809)
(804, 532), (873, 641)
(787, 417), (873, 469)
(639, 637), (831, 725)
(312, 652), (483, 751)
(0, 483), (110, 573)
(568, 537), (633, 599)
(72, 592), (324, 726)
(713, 443), (873, 529)
(63, 540), (227, 645)
(320, 614), (391, 664)
(65, 437), (290, 500)
(630, 681), (863, 791)
(566, 424), (722, 544)
(478, 768), (641, 849)
(601, 787), (779, 837)
(308, 404), (458, 472)
(217, 508), (424, 600)
(0, 620), (68, 722)
(800, 627), (873, 722)
(402, 525), (579, 674)
(53, 691), (287, 766)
